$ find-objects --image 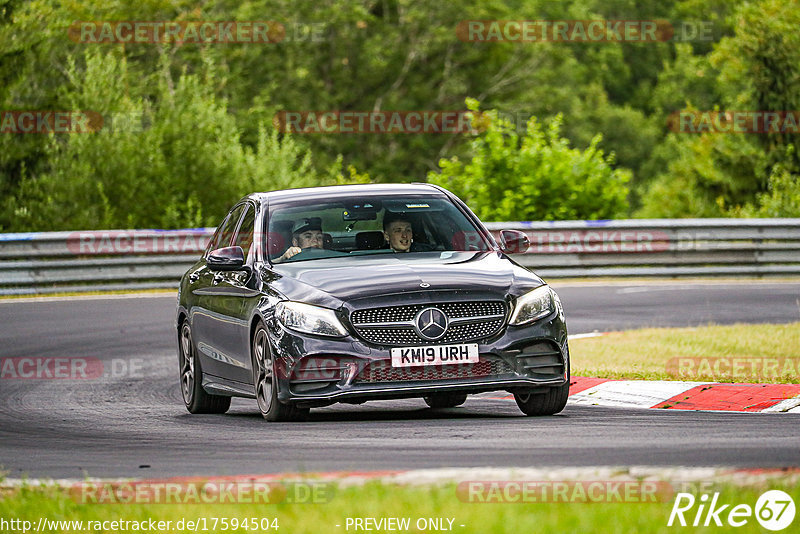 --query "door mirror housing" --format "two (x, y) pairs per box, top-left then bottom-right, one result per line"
(499, 230), (530, 254)
(207, 246), (247, 271)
